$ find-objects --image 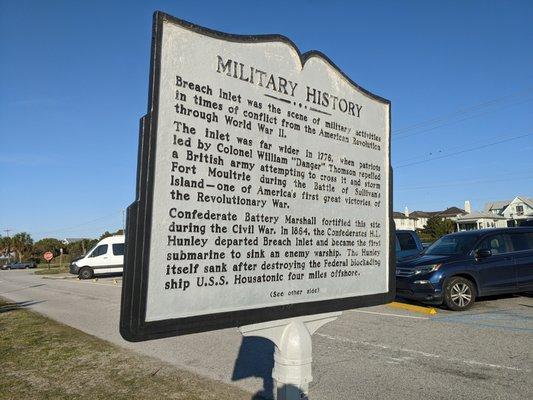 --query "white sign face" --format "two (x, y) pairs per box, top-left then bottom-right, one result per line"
(141, 17), (390, 323)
